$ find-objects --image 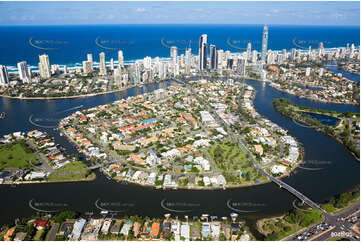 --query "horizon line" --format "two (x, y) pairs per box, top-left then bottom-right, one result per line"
(0, 23), (360, 27)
